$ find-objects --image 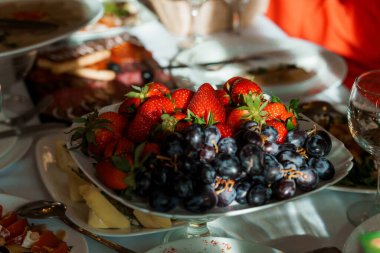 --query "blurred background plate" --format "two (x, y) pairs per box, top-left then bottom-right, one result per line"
(146, 236), (284, 253)
(343, 213), (380, 253)
(0, 0), (103, 58)
(173, 36), (347, 103)
(70, 0), (157, 42)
